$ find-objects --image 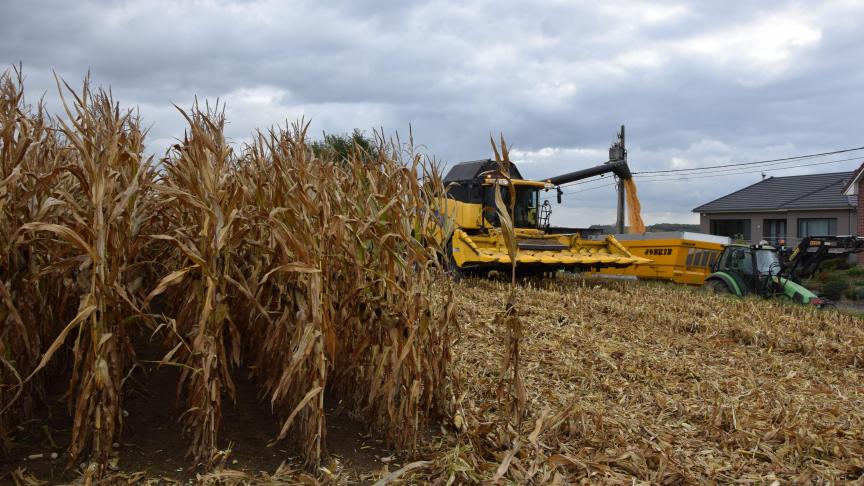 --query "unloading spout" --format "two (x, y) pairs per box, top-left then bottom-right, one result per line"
(539, 126), (633, 233)
(541, 125), (630, 186)
(544, 158), (630, 186)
